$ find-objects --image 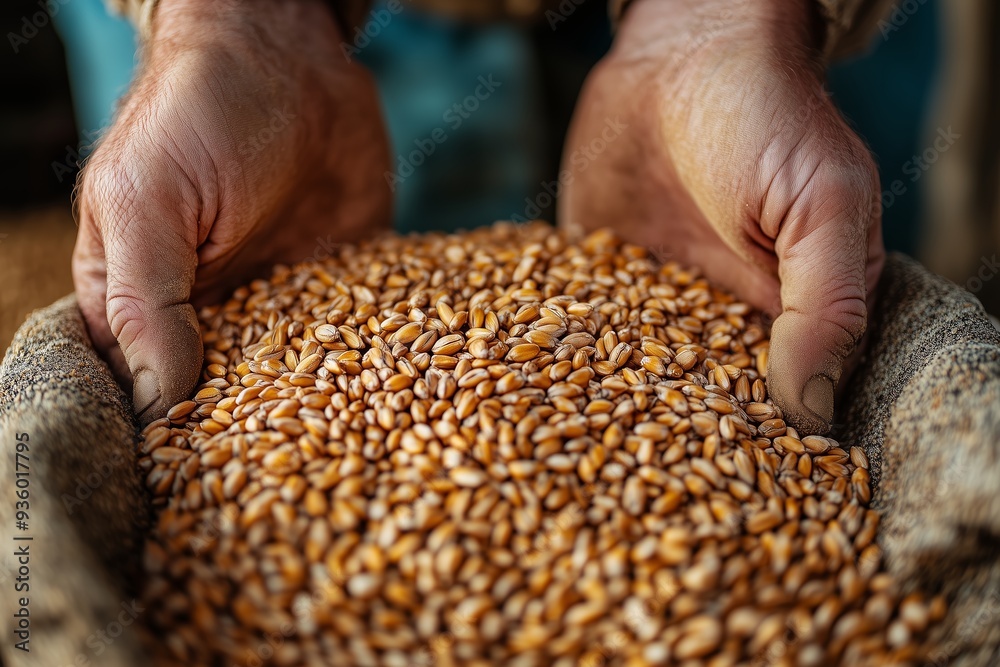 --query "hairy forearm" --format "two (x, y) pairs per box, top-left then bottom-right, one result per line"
(614, 0), (886, 62)
(616, 0), (822, 55)
(110, 0), (351, 46)
(152, 0), (344, 52)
